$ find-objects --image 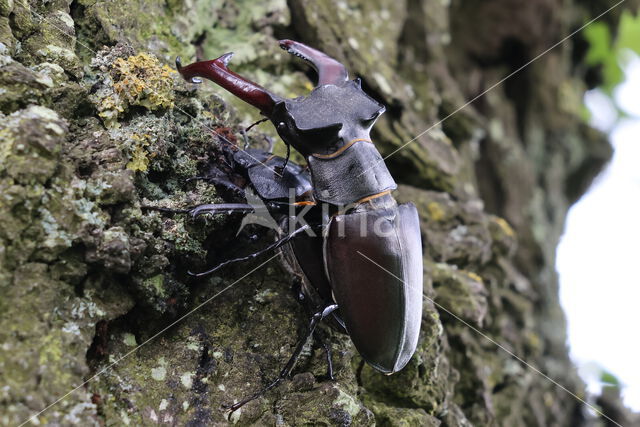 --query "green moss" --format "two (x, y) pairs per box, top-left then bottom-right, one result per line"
(362, 398), (441, 426)
(0, 263), (100, 425)
(0, 105), (65, 184)
(426, 201), (446, 221)
(431, 262), (488, 327)
(142, 274), (167, 299)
